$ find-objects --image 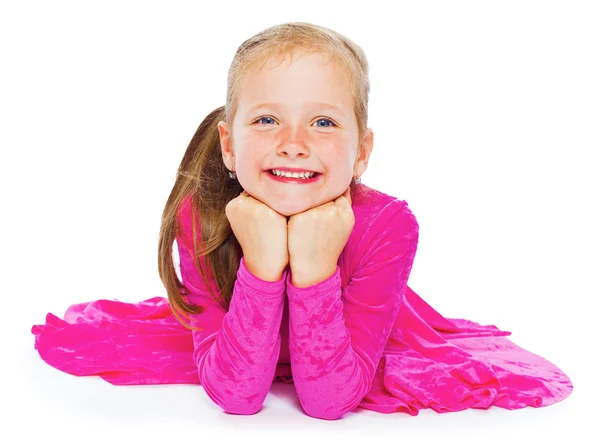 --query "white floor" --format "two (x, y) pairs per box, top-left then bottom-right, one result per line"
(9, 331), (584, 441)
